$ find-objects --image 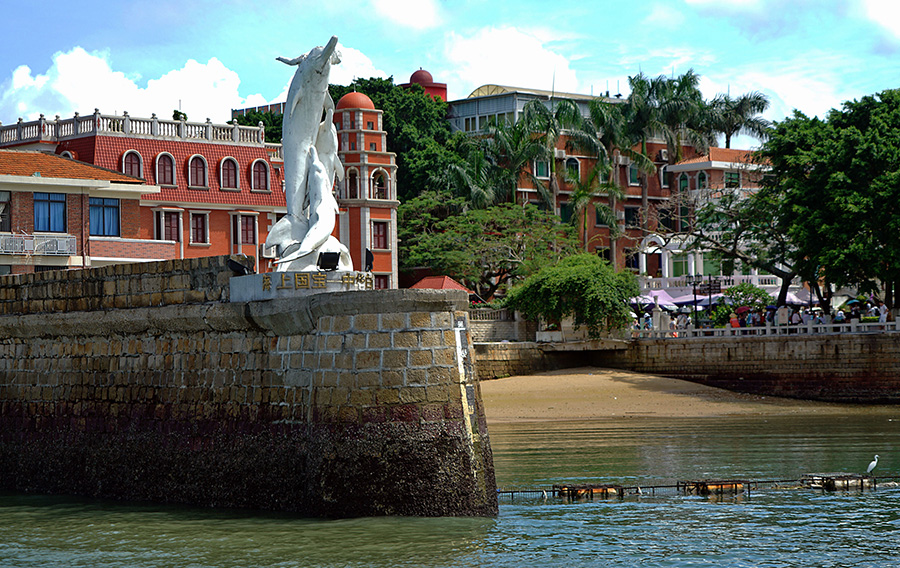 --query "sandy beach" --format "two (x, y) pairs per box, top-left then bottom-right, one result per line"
(480, 367), (863, 422)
